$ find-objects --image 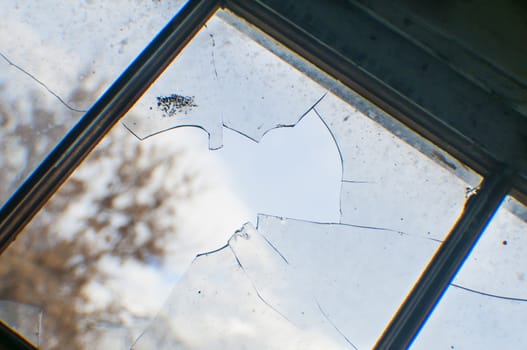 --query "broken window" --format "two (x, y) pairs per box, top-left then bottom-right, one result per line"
(411, 196), (527, 350)
(2, 3), (522, 350)
(0, 0), (187, 204)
